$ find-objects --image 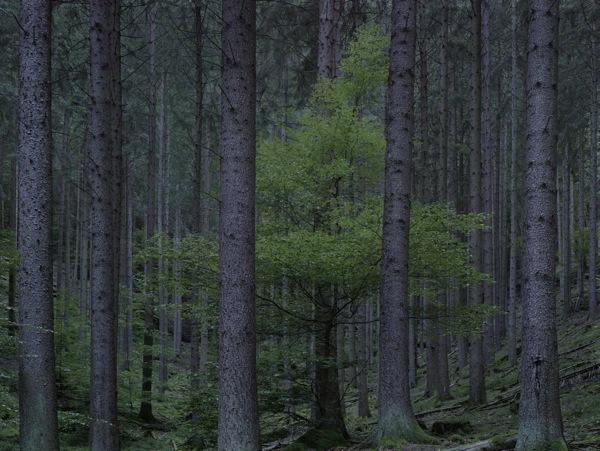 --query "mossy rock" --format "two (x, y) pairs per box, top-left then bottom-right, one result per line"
(282, 428), (347, 451)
